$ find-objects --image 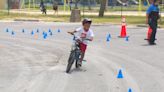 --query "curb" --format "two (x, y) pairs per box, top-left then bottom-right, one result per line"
(14, 19), (40, 22)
